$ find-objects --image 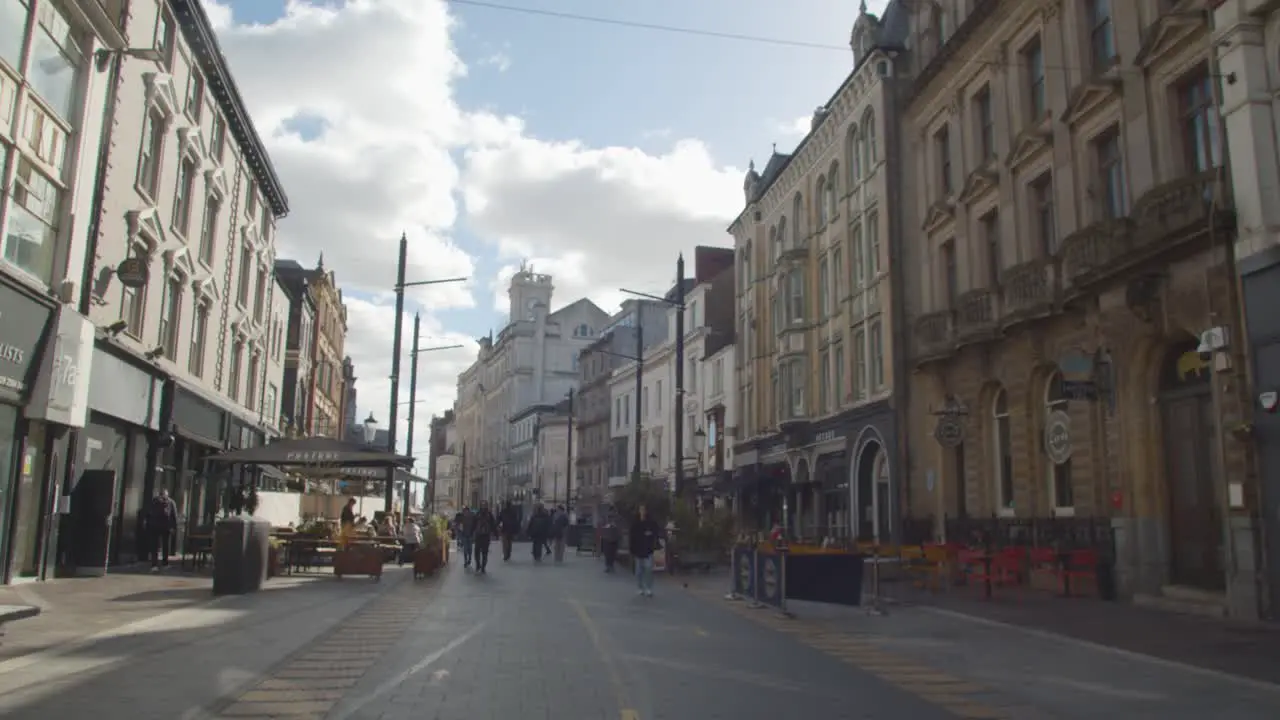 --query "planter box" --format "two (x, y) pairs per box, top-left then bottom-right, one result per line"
(414, 546), (441, 579)
(334, 547), (383, 580)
